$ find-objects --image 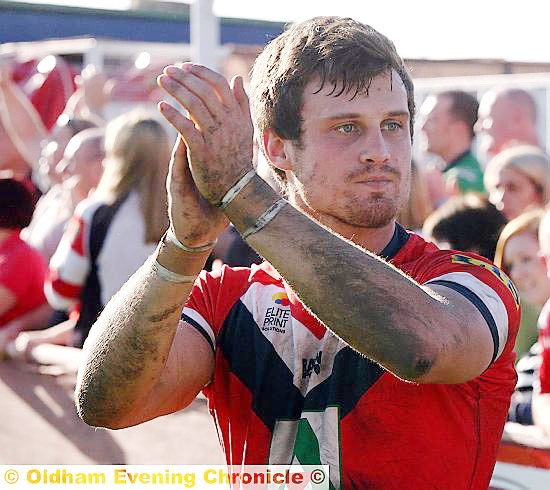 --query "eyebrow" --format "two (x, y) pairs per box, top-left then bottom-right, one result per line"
(321, 111), (410, 120)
